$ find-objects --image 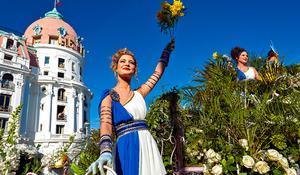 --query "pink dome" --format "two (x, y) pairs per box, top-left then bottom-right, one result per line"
(24, 8), (83, 54)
